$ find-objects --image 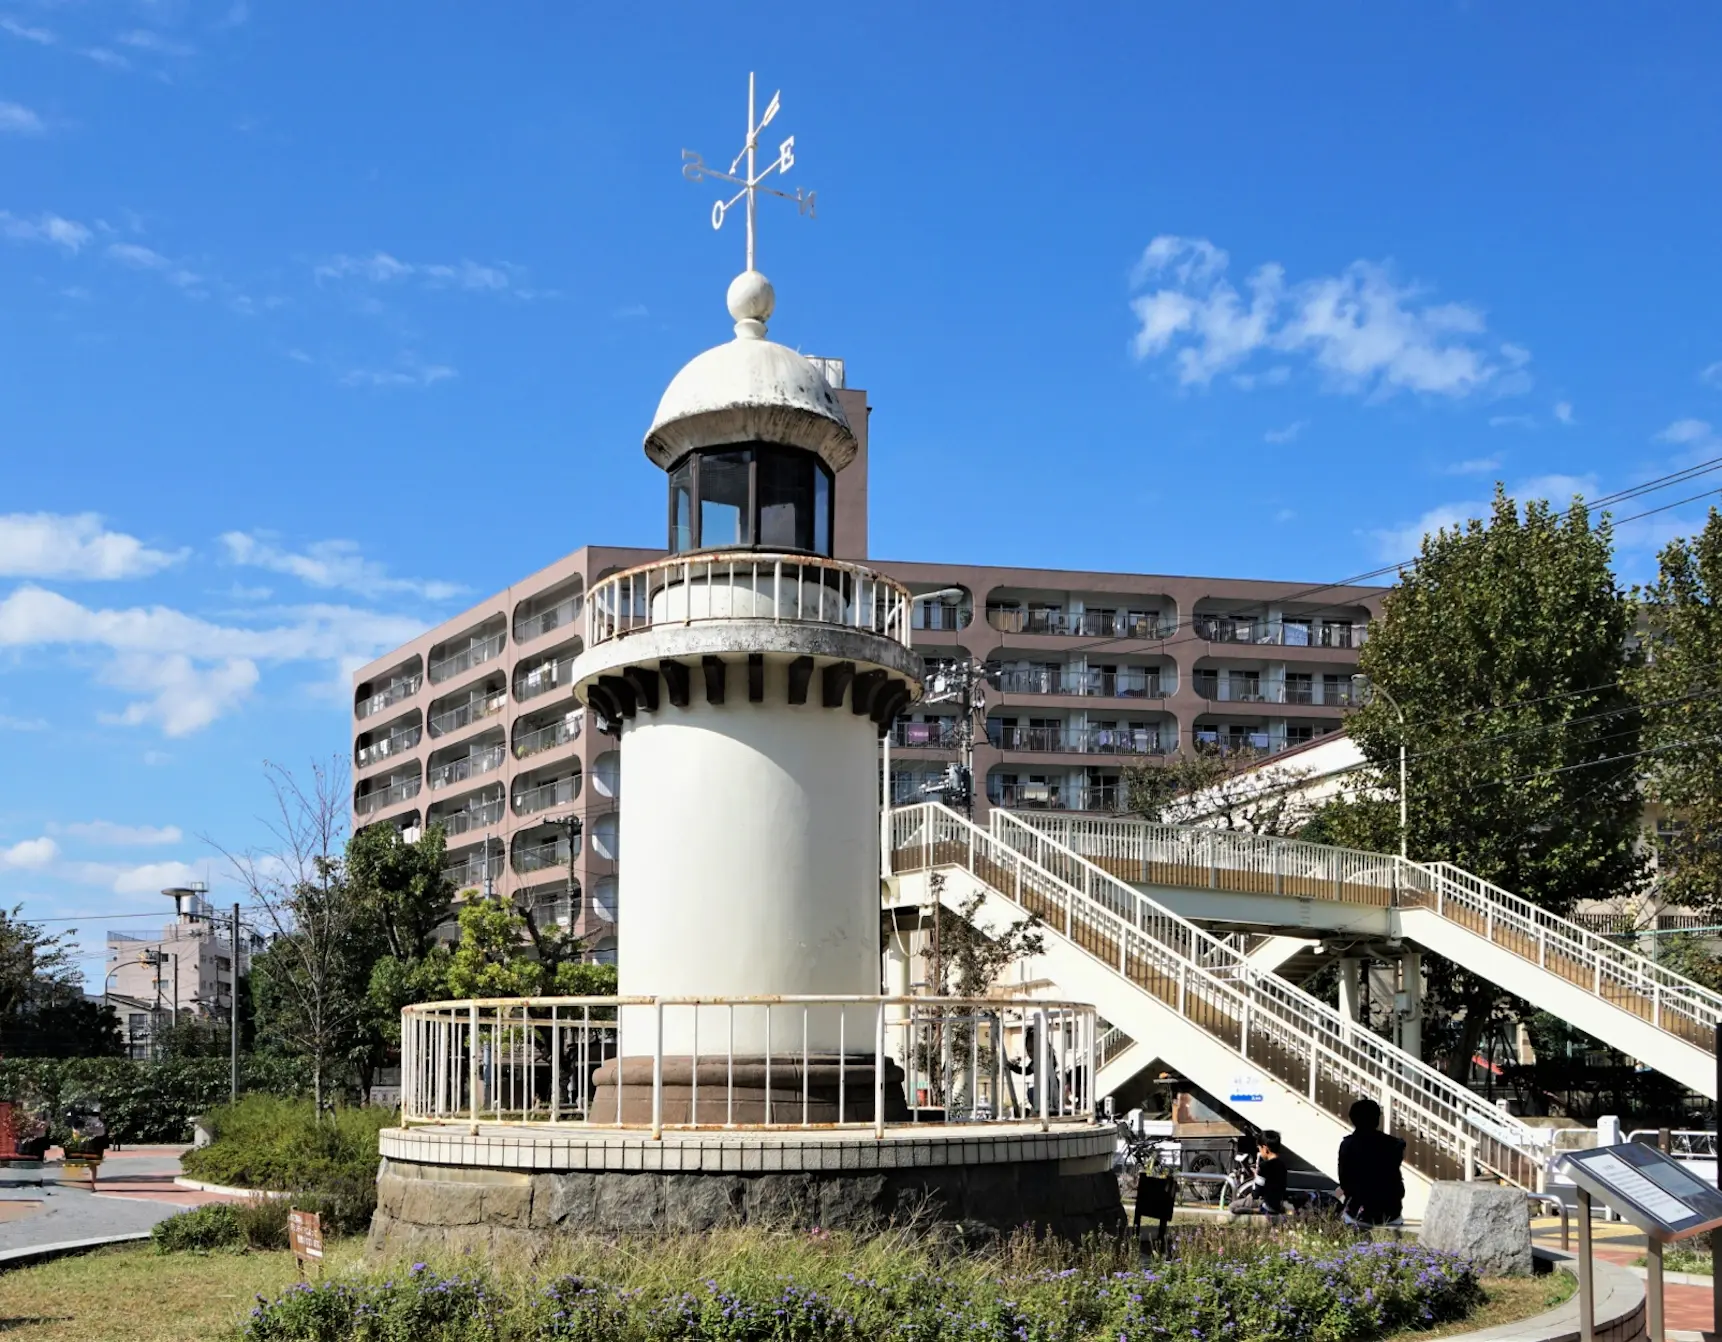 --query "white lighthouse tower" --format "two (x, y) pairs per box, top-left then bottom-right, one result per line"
(569, 80), (922, 1117)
